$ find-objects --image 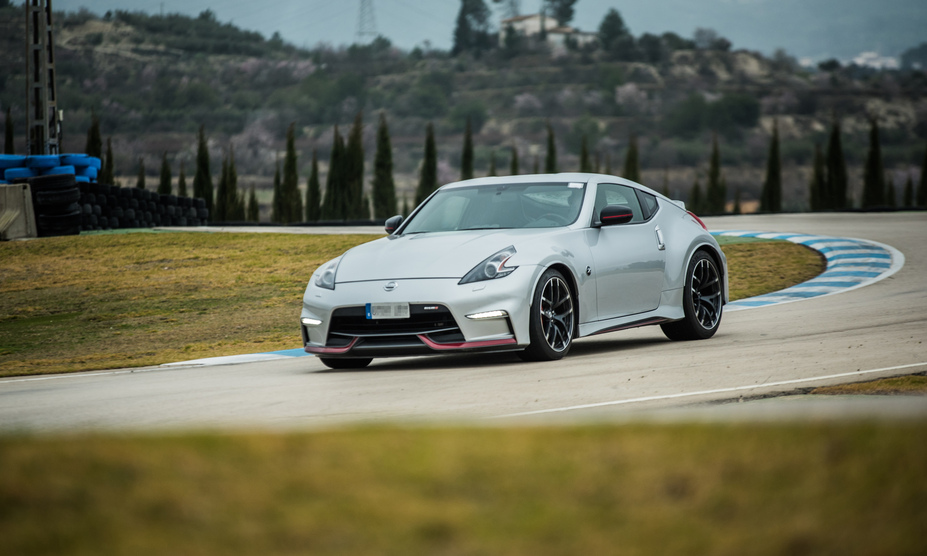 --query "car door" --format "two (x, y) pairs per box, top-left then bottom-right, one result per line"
(587, 183), (666, 319)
